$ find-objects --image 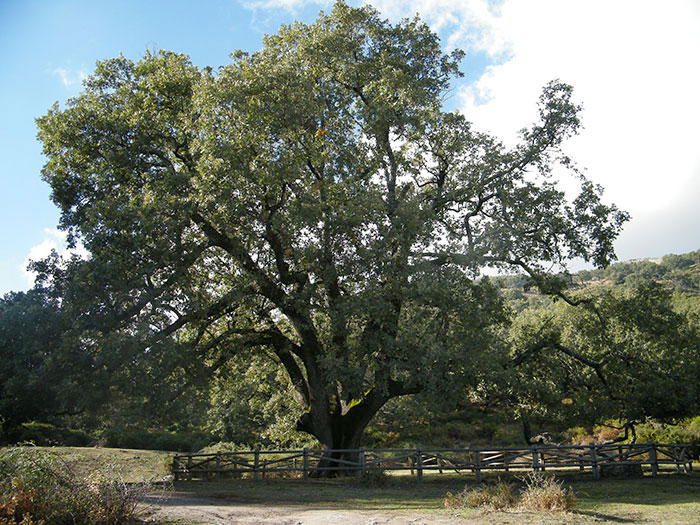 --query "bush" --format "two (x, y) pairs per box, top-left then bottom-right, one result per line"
(519, 472), (576, 512)
(445, 479), (516, 511)
(14, 422), (92, 447)
(357, 467), (390, 487)
(635, 419), (700, 459)
(445, 474), (575, 514)
(98, 427), (212, 452)
(0, 446), (147, 524)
